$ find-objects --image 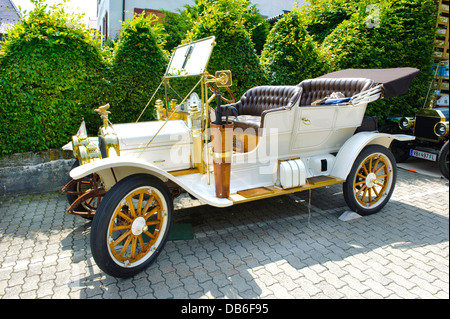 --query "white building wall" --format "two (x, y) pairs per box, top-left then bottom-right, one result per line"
(97, 0), (302, 41)
(97, 0), (195, 41)
(123, 0), (195, 21)
(252, 0), (300, 18)
(97, 0), (124, 41)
